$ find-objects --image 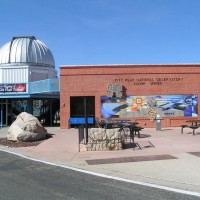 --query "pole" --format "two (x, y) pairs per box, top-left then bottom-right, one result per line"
(84, 97), (88, 144)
